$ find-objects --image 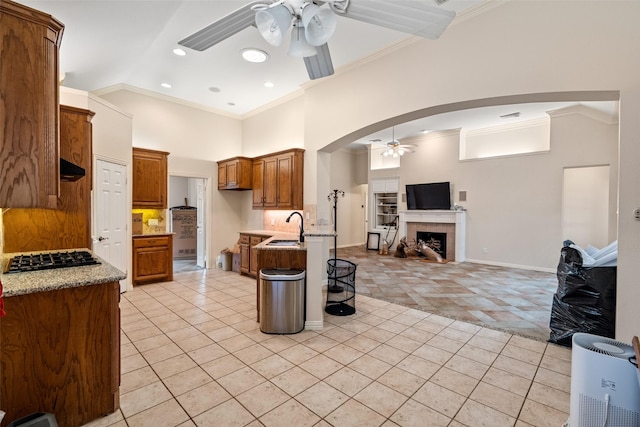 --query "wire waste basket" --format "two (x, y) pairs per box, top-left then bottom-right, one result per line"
(325, 258), (357, 316)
